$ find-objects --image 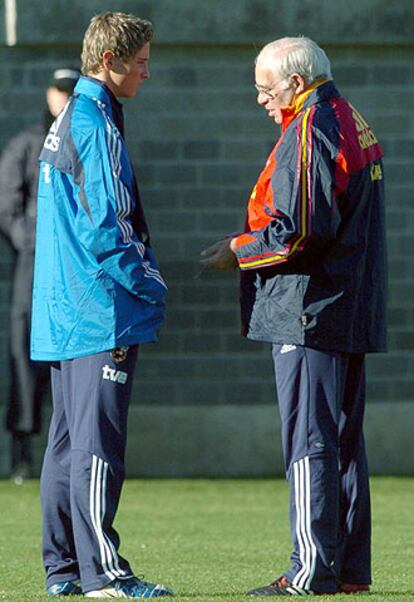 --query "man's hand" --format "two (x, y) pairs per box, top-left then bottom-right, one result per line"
(200, 238), (239, 270)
